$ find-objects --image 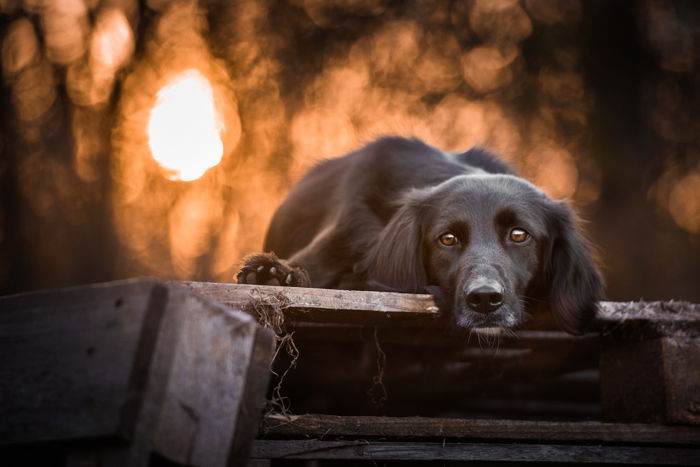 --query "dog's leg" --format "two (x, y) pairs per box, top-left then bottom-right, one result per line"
(237, 253), (311, 287)
(238, 220), (358, 288)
